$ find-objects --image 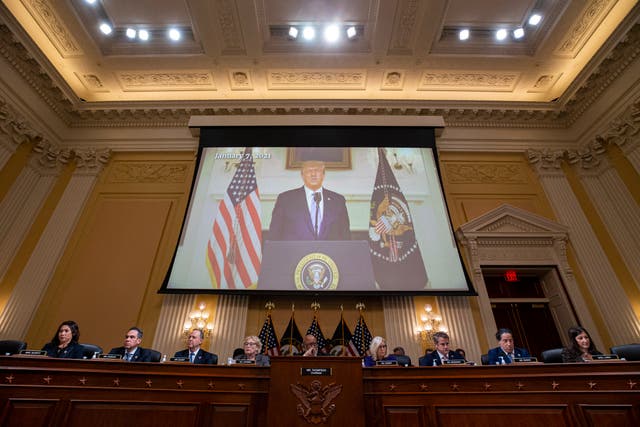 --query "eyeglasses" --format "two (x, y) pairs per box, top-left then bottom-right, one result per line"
(379, 344), (387, 348)
(244, 342), (258, 346)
